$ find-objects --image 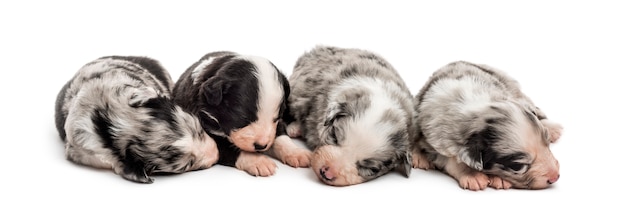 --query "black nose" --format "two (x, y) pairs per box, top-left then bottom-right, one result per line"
(253, 143), (267, 151)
